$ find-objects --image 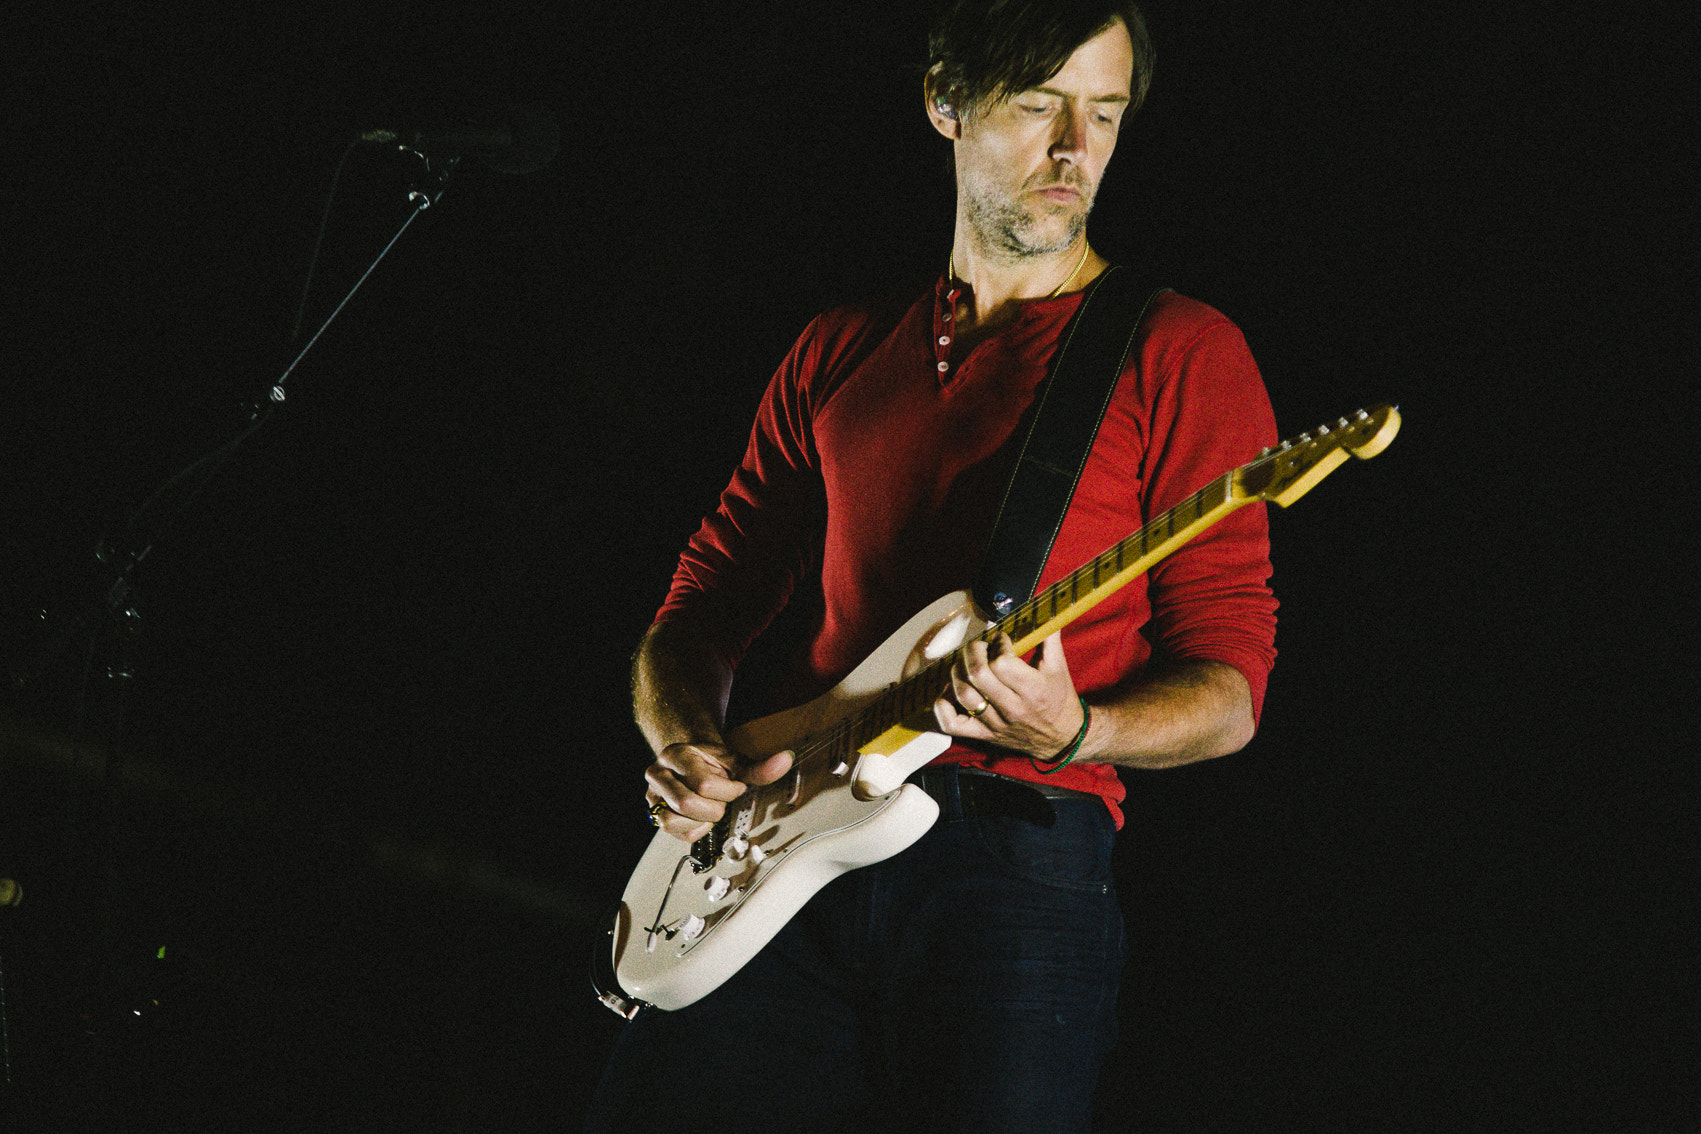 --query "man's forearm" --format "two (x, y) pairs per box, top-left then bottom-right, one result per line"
(1074, 659), (1256, 770)
(631, 622), (736, 755)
